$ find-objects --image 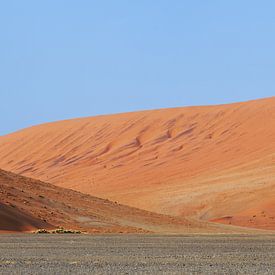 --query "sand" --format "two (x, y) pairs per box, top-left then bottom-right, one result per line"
(2, 169), (236, 234)
(0, 203), (51, 233)
(0, 97), (274, 232)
